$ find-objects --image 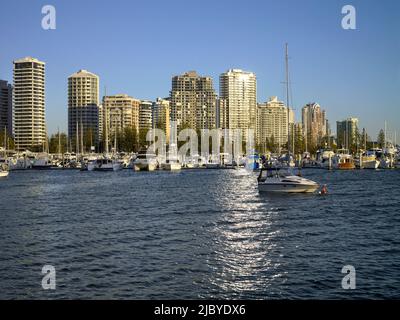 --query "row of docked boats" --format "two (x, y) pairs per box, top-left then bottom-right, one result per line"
(301, 147), (400, 170)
